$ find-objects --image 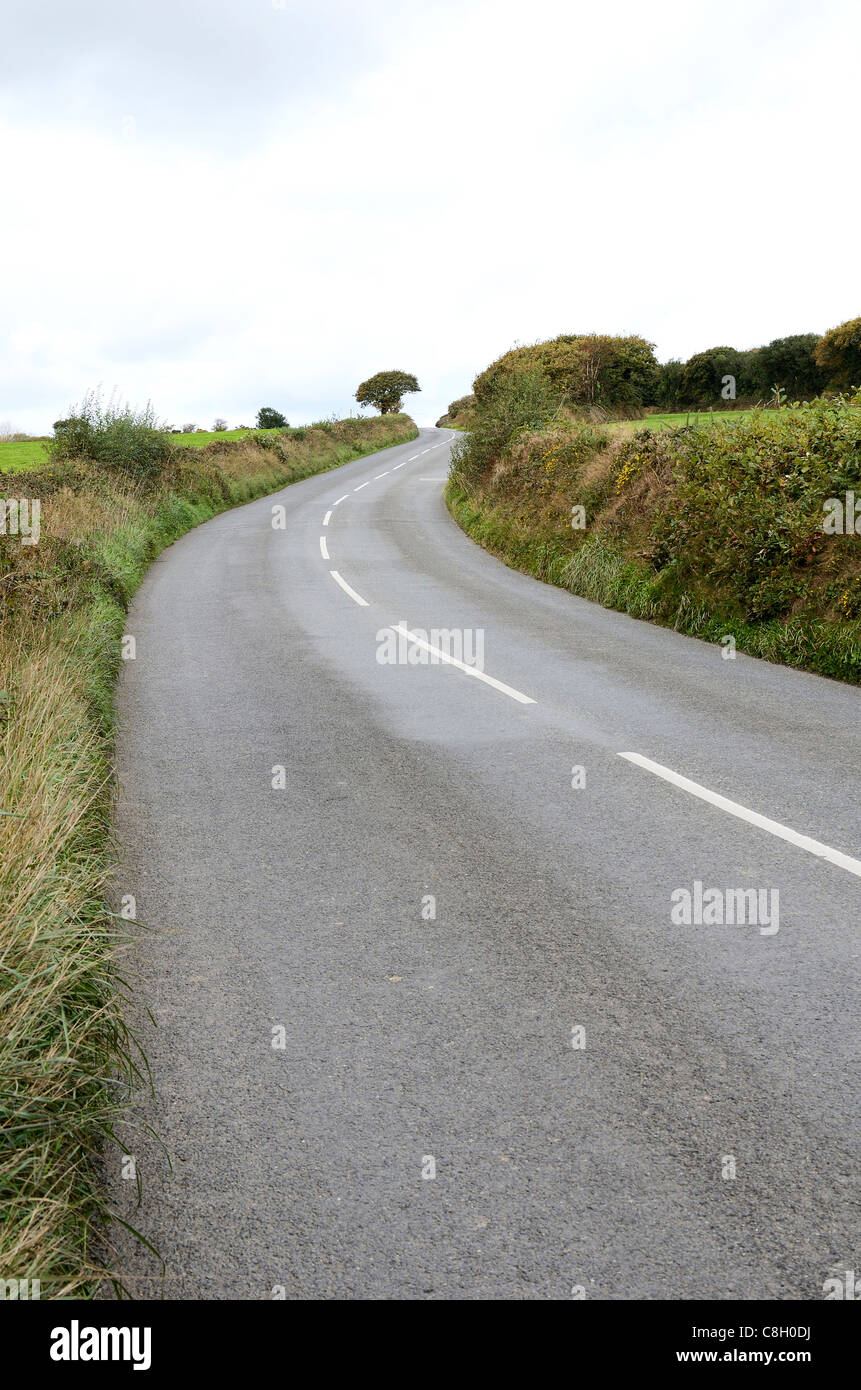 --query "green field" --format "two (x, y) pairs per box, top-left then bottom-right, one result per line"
(0, 438), (51, 470)
(615, 408), (757, 432)
(0, 427), (285, 472)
